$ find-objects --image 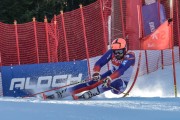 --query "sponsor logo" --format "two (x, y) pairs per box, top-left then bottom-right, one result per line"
(149, 21), (156, 33)
(122, 60), (128, 66)
(9, 73), (82, 90)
